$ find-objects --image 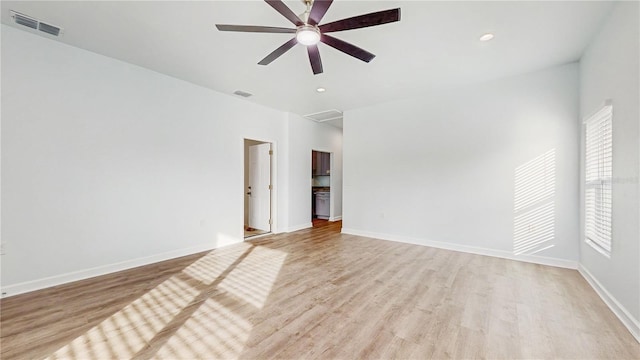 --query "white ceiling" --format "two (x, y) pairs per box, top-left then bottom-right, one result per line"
(1, 1), (613, 128)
